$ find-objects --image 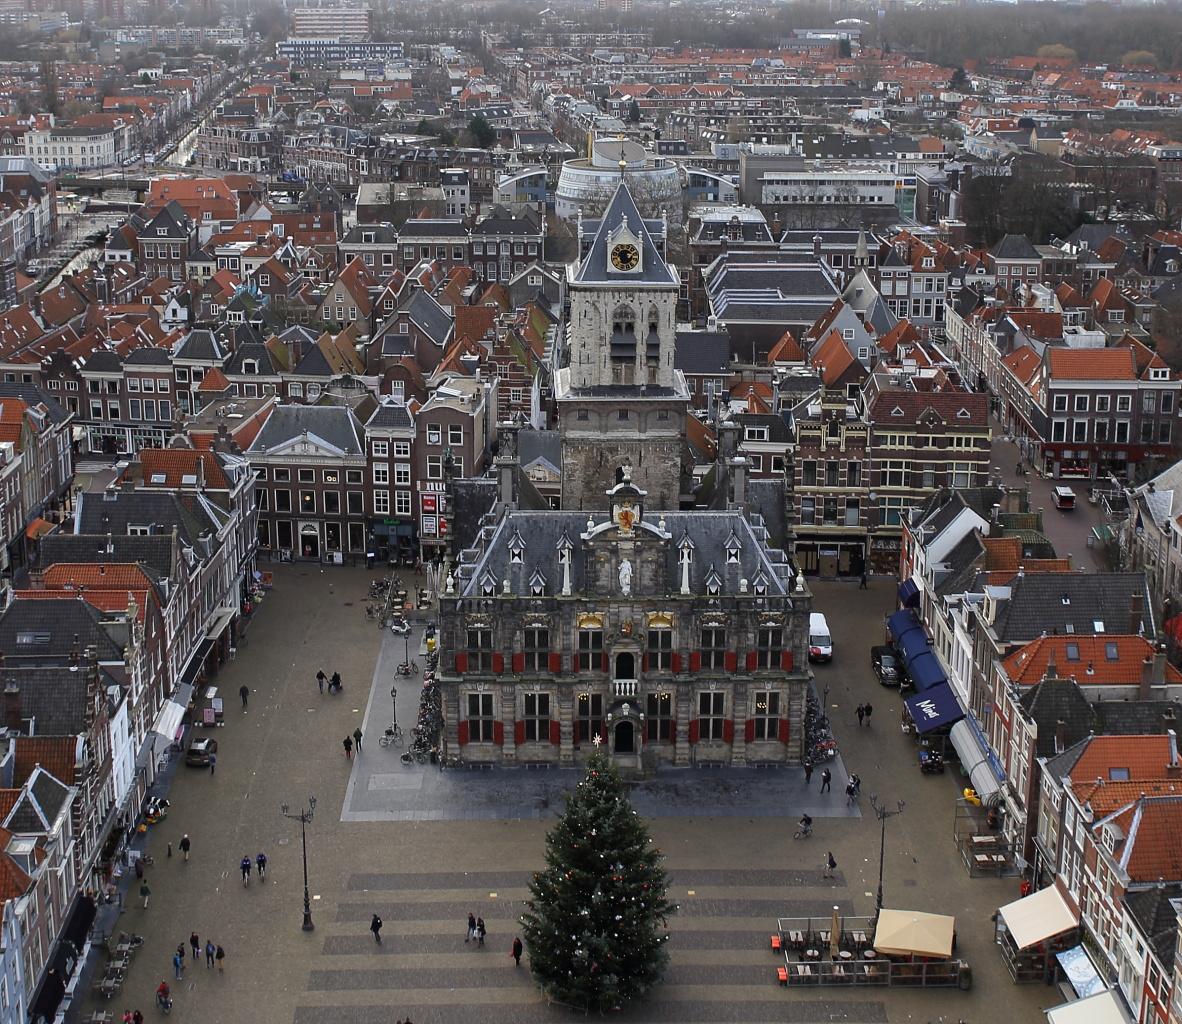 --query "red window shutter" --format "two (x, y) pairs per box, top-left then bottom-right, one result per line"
(549, 720), (560, 745)
(671, 652), (682, 673)
(600, 652), (608, 673)
(744, 719), (755, 743)
(689, 651), (702, 672)
(454, 652), (468, 674)
(512, 652), (525, 674)
(746, 651), (758, 671)
(493, 721), (504, 746)
(780, 649), (794, 671)
(777, 719), (790, 744)
(688, 719), (700, 744)
(548, 652), (562, 674)
(723, 719), (735, 744)
(457, 720), (469, 746)
(724, 651), (738, 672)
(514, 720), (525, 745)
(641, 653), (649, 673)
(492, 653), (505, 675)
